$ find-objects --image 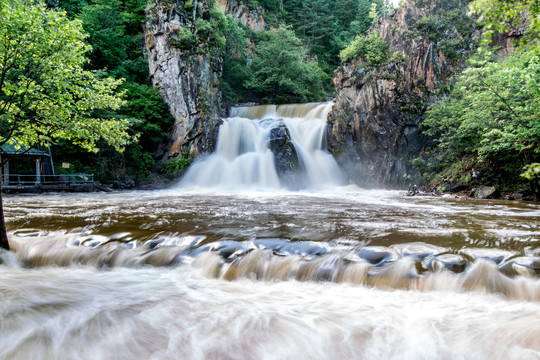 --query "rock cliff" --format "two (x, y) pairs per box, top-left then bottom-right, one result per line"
(328, 0), (480, 188)
(145, 0), (224, 159)
(217, 0), (265, 30)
